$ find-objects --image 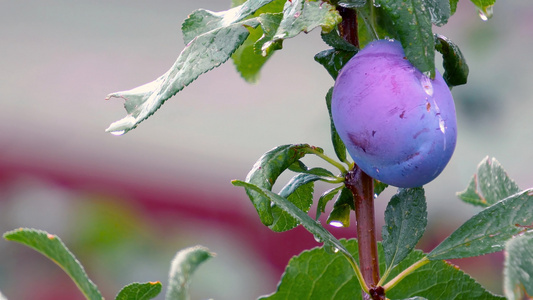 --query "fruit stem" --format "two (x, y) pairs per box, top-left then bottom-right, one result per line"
(337, 6), (359, 48)
(345, 166), (381, 298)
